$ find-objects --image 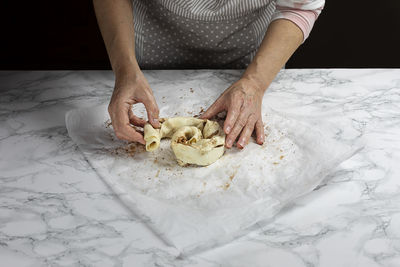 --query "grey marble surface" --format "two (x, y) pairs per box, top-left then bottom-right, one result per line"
(1, 69), (400, 267)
